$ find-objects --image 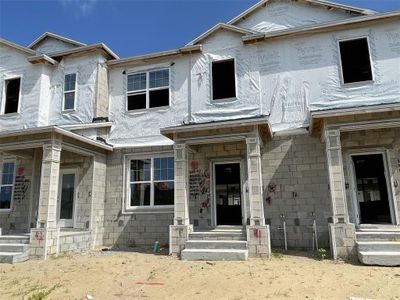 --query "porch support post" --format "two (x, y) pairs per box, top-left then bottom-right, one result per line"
(324, 128), (356, 261)
(245, 136), (271, 257)
(30, 140), (62, 260)
(169, 143), (192, 255)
